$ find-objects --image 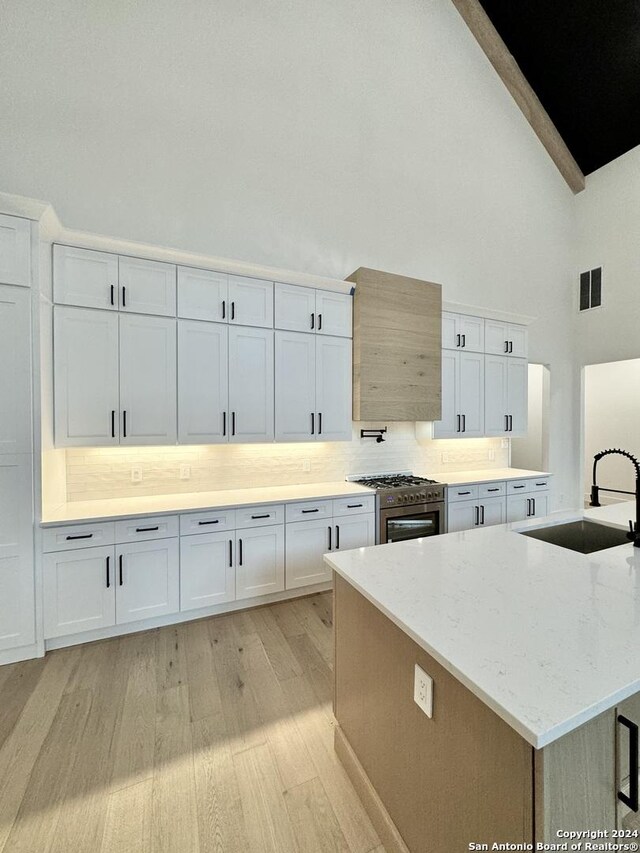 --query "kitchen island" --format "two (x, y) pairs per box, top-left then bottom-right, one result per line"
(326, 501), (640, 853)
